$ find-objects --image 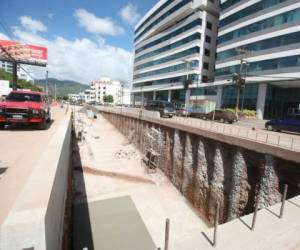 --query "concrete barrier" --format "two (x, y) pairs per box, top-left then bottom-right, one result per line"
(0, 115), (72, 250)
